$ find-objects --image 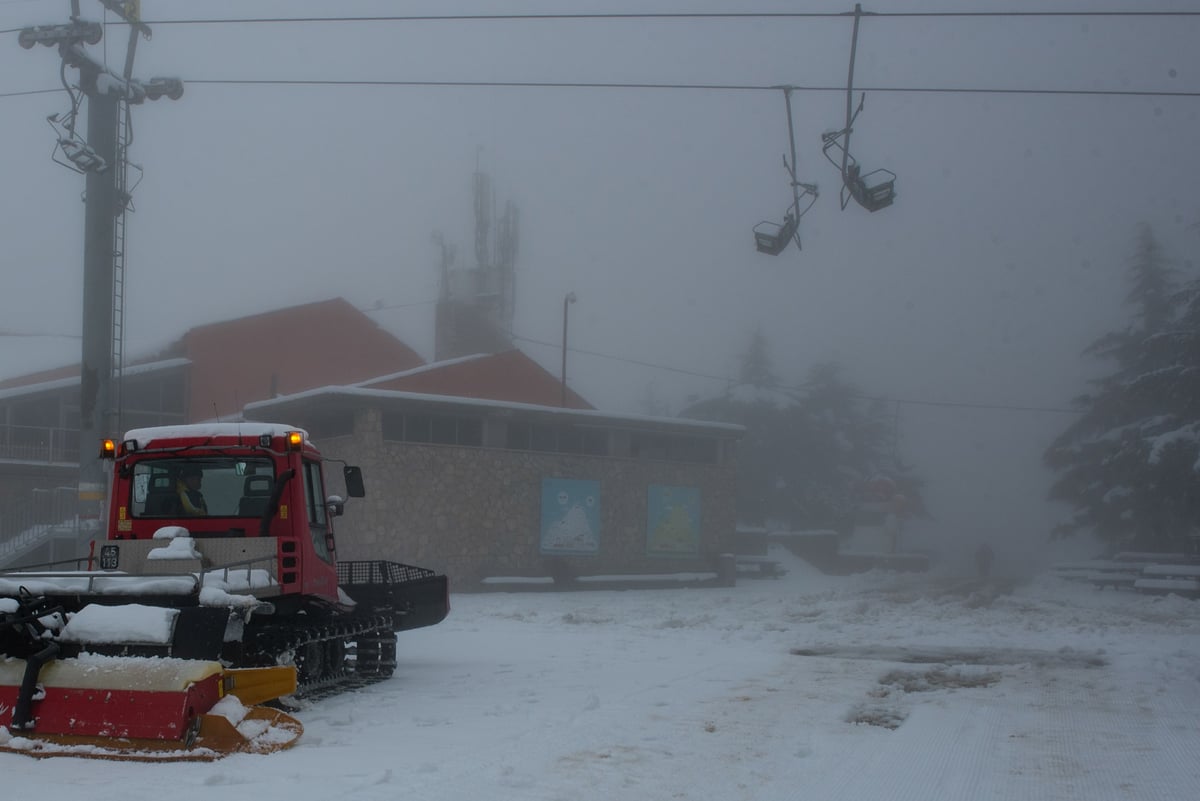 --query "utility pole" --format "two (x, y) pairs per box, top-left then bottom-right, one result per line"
(77, 55), (119, 525)
(19, 1), (181, 543)
(561, 292), (576, 407)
